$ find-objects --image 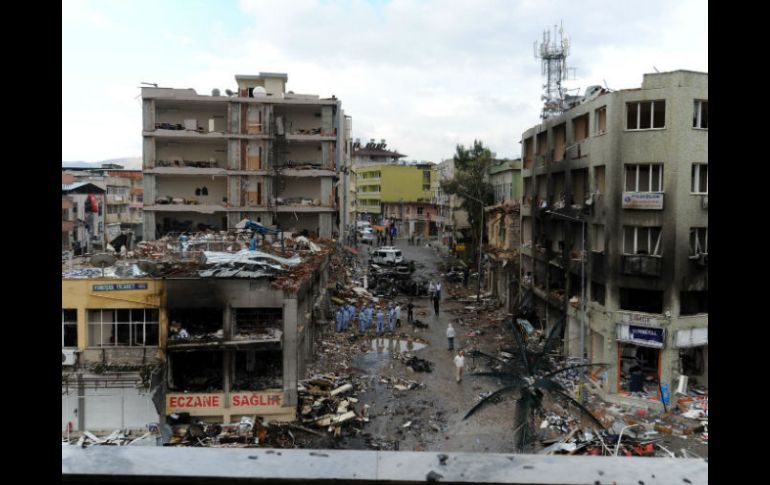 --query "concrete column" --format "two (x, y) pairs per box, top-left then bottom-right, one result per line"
(77, 373), (85, 431)
(282, 297), (299, 407)
(318, 213), (332, 239)
(143, 211), (156, 242)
